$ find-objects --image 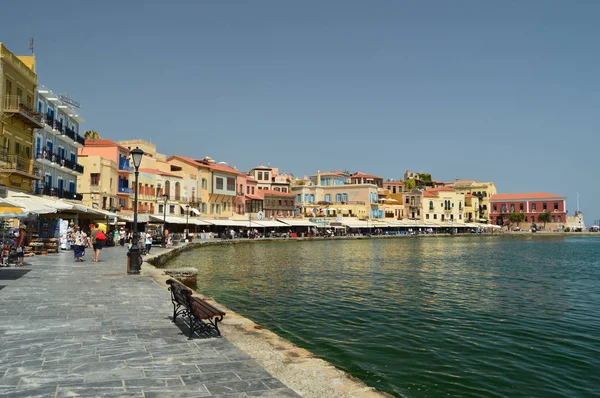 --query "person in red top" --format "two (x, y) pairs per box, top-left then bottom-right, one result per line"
(88, 223), (105, 262)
